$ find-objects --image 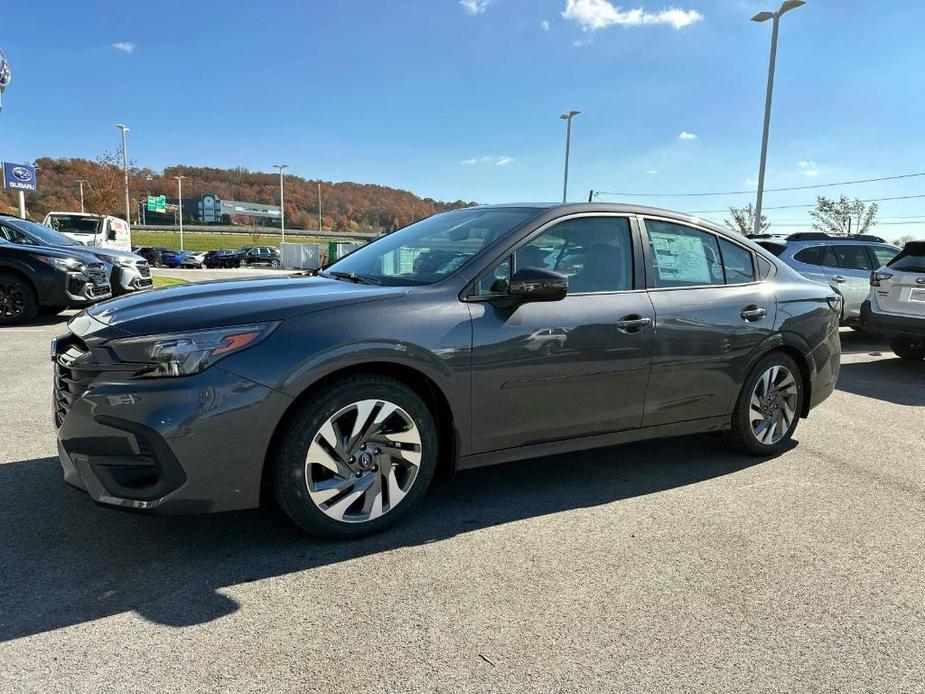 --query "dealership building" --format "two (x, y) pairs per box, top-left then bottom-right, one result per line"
(195, 194), (281, 225)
